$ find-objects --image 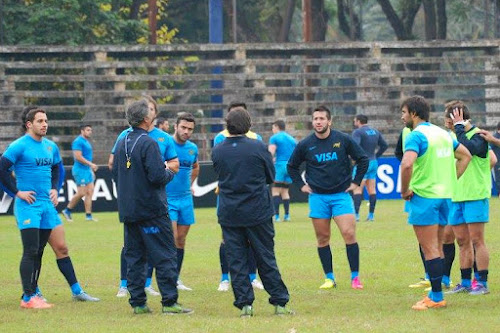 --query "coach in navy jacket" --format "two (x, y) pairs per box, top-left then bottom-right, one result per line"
(112, 99), (191, 314)
(212, 107), (291, 316)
